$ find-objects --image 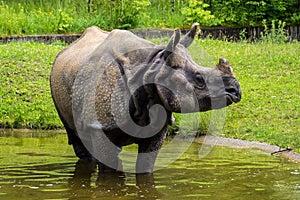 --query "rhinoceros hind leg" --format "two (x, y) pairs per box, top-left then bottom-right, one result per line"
(72, 138), (93, 160)
(65, 127), (93, 160)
